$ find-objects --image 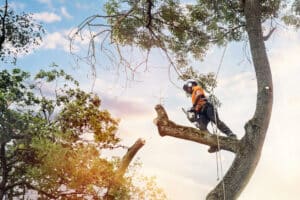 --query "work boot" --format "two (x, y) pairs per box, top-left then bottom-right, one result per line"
(208, 146), (219, 153)
(227, 133), (237, 139)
